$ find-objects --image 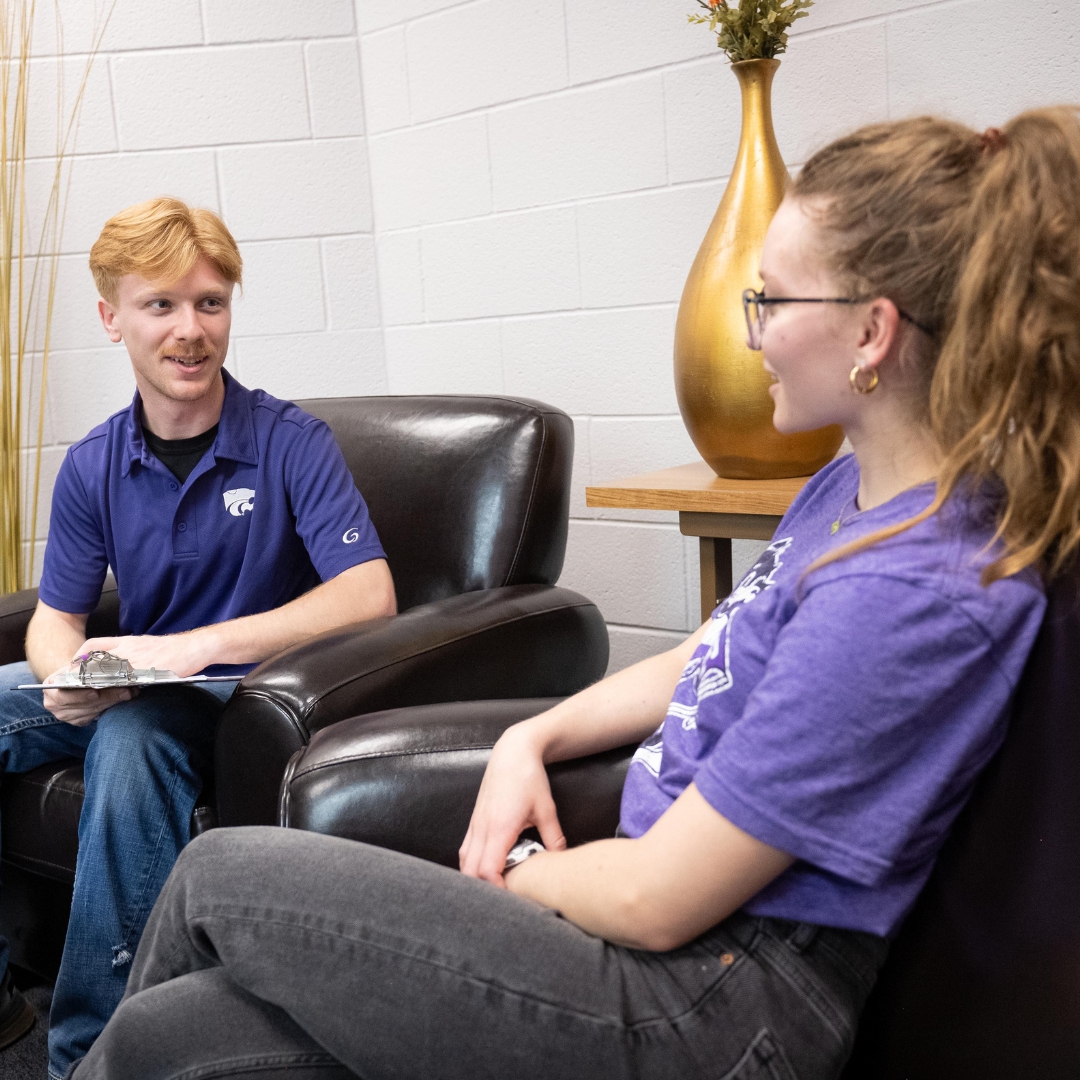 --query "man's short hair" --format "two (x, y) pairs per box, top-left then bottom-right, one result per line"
(89, 197), (243, 304)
